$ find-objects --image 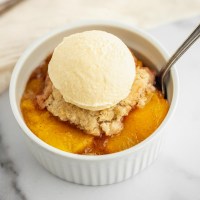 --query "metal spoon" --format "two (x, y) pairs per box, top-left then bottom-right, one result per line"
(156, 23), (200, 98)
